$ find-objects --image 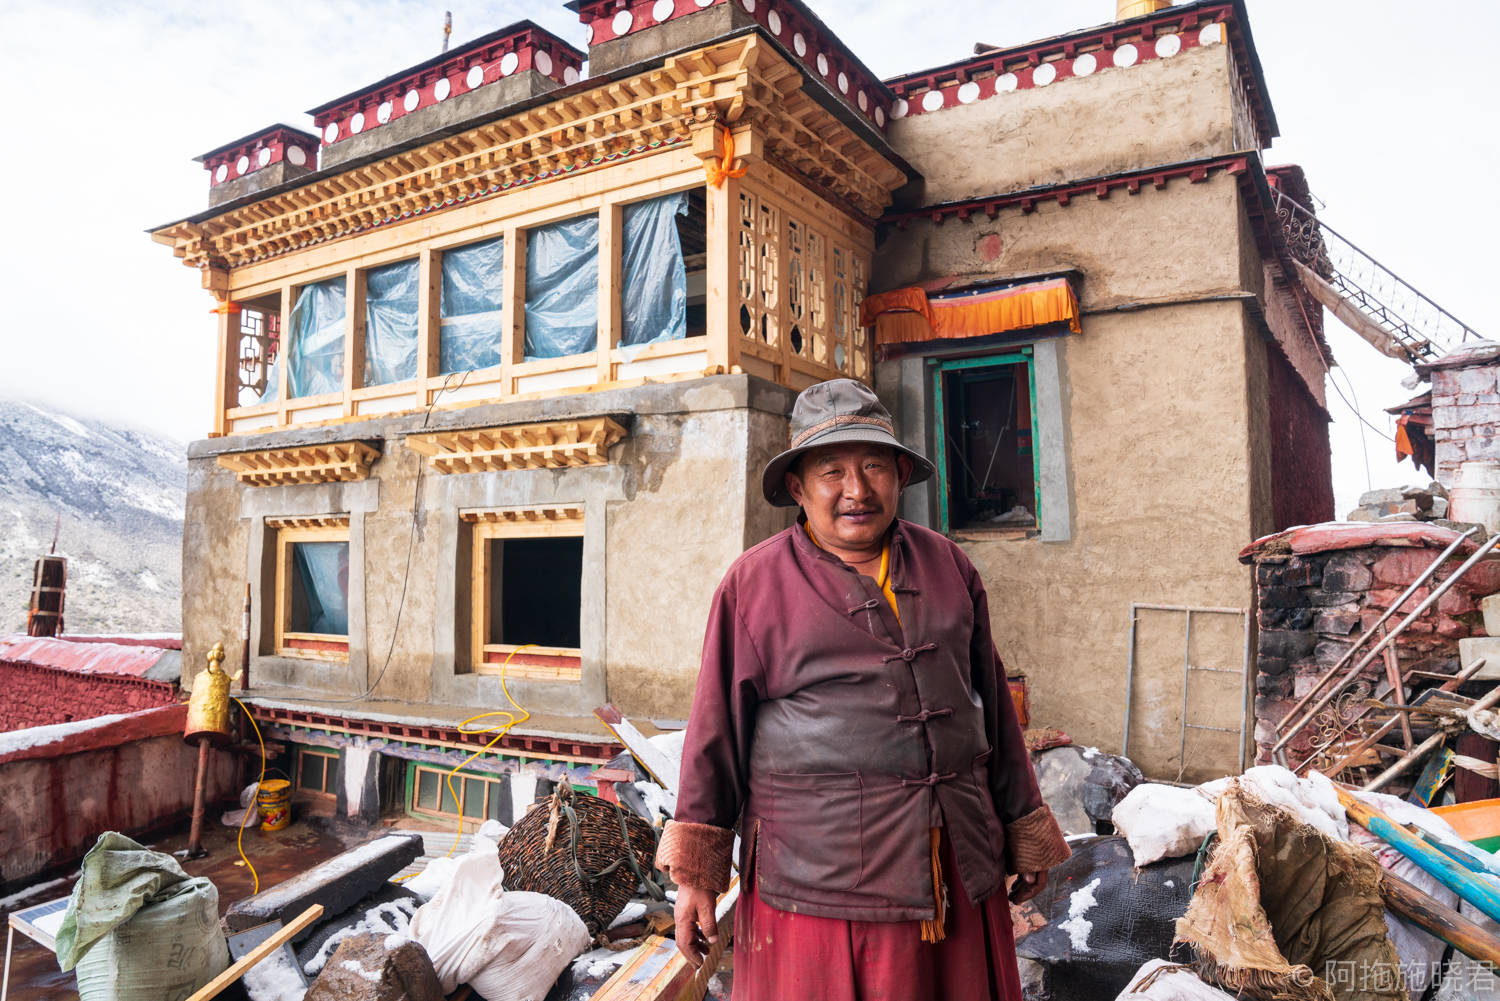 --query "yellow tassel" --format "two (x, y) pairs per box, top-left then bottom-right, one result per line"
(920, 827), (947, 943)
